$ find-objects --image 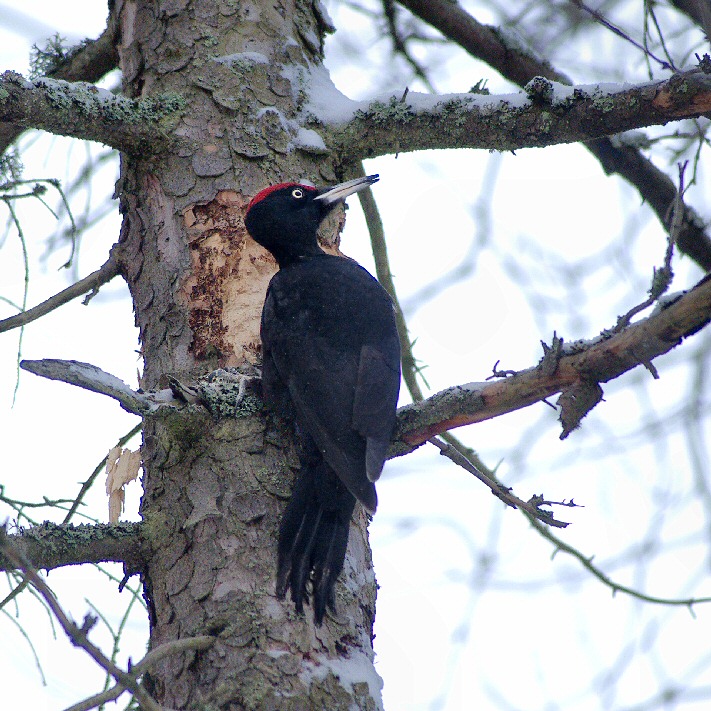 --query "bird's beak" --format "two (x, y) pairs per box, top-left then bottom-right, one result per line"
(314, 175), (379, 206)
